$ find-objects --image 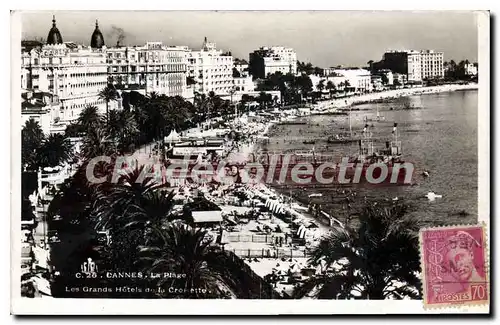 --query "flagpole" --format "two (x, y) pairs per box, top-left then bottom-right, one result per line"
(349, 107), (352, 136)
